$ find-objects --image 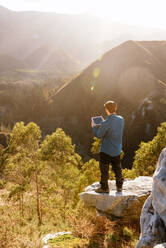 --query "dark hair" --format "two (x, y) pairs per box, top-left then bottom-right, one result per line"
(104, 101), (117, 113)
